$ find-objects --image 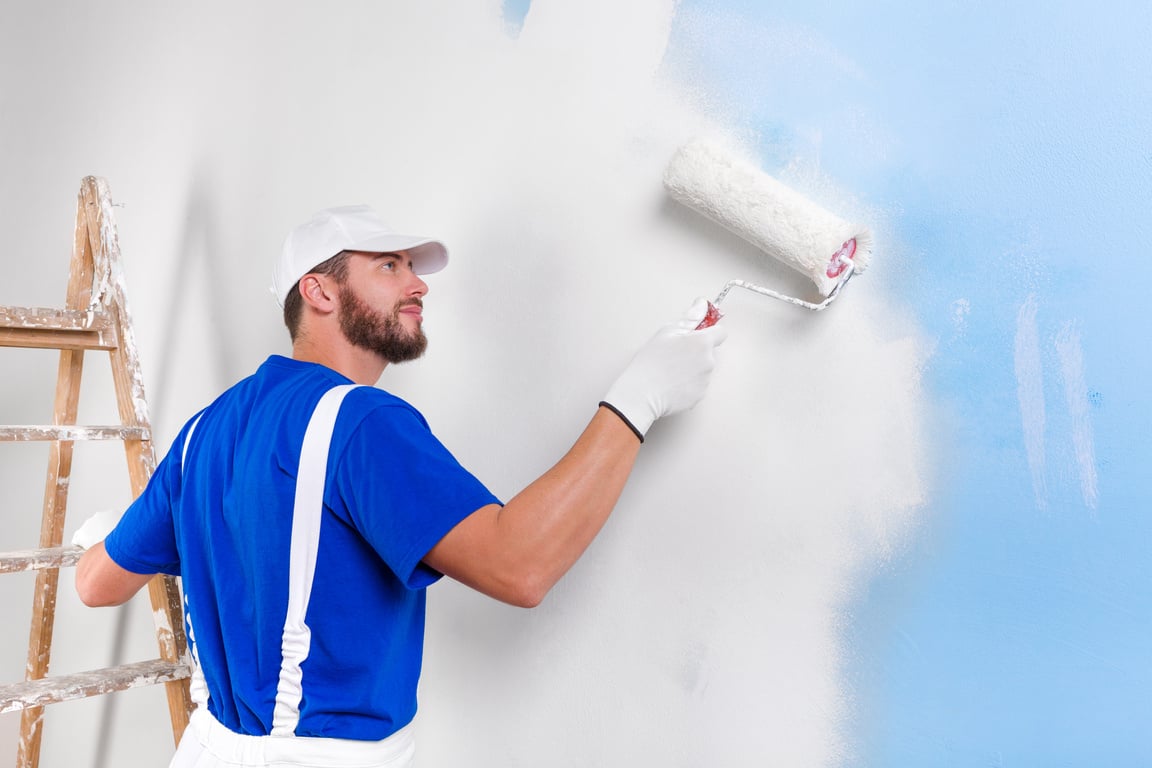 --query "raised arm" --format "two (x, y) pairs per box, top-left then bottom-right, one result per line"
(423, 299), (728, 607)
